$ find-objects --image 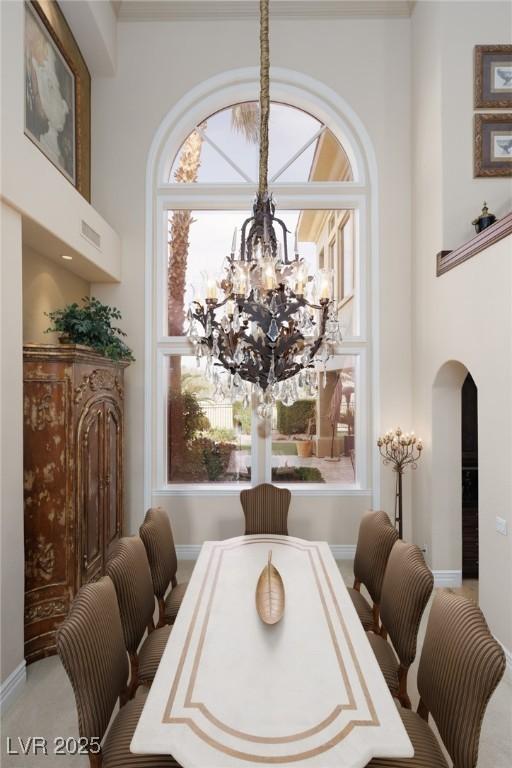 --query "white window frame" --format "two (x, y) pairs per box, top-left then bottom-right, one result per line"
(145, 68), (380, 504)
(154, 187), (369, 495)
